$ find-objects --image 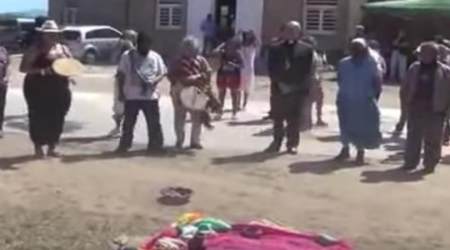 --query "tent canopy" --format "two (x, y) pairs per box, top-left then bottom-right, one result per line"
(363, 0), (450, 16)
